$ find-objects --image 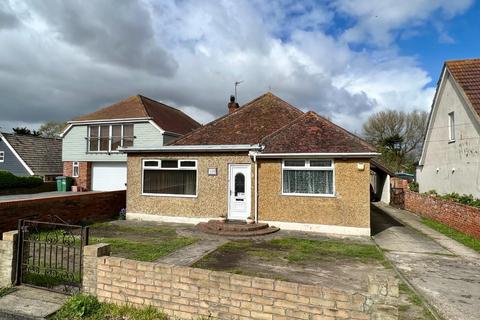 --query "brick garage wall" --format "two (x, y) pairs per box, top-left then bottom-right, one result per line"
(63, 161), (92, 191)
(0, 191), (125, 233)
(405, 191), (480, 239)
(84, 244), (399, 320)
